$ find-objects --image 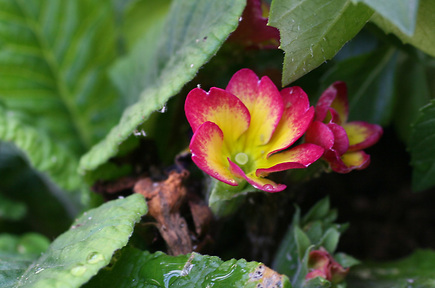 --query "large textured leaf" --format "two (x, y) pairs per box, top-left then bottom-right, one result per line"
(371, 0), (435, 57)
(85, 246), (290, 288)
(0, 0), (119, 189)
(409, 100), (435, 191)
(0, 105), (81, 192)
(79, 0), (246, 174)
(11, 194), (147, 288)
(348, 250), (435, 288)
(269, 0), (373, 86)
(351, 0), (419, 36)
(321, 47), (399, 125)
